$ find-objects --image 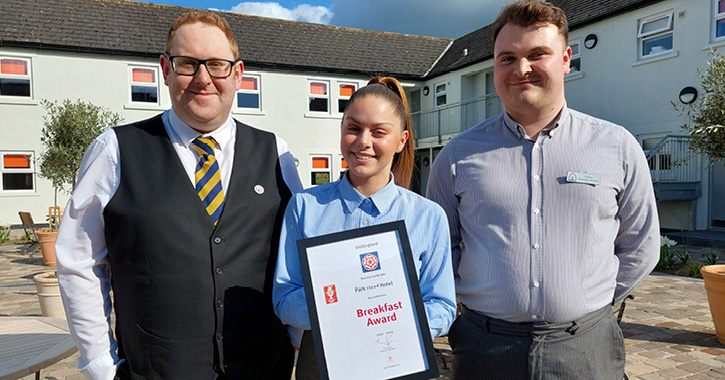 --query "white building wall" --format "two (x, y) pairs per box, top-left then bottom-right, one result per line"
(0, 47), (365, 224)
(415, 0), (723, 230)
(564, 0), (721, 230)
